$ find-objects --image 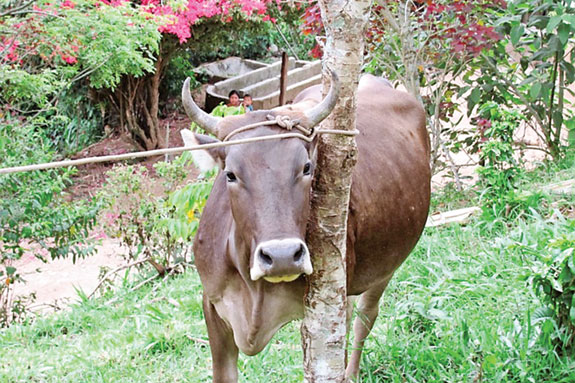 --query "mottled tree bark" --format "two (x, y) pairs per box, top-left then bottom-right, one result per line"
(301, 1), (371, 382)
